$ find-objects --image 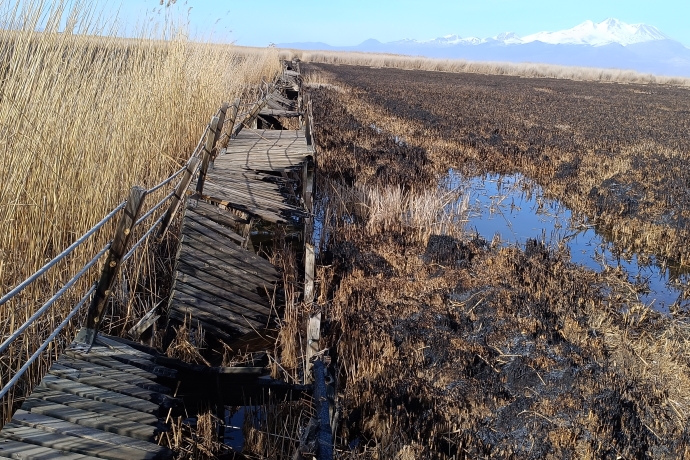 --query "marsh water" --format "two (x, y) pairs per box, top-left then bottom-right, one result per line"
(450, 171), (689, 313)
